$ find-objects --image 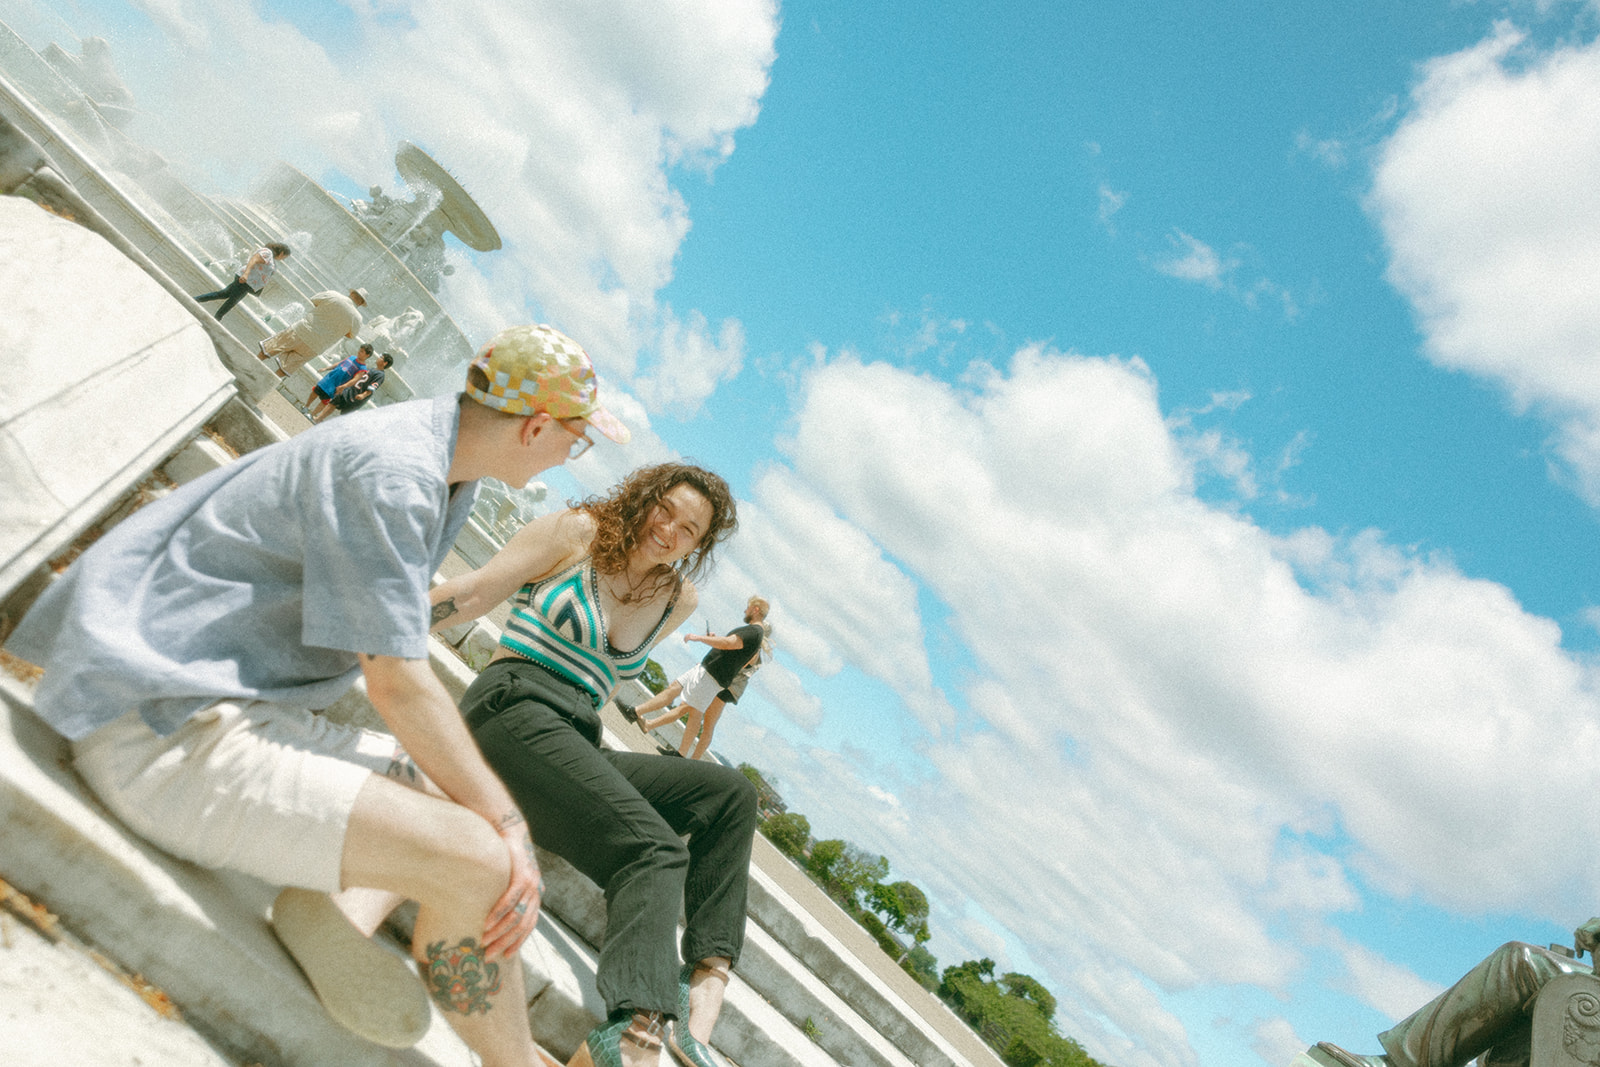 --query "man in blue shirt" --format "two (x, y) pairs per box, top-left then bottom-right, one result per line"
(6, 324), (626, 1065)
